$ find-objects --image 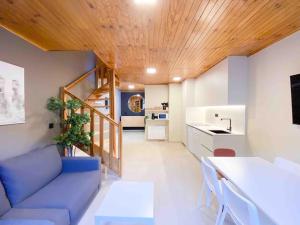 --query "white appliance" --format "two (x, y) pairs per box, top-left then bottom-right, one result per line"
(158, 113), (168, 120)
(148, 126), (166, 140)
